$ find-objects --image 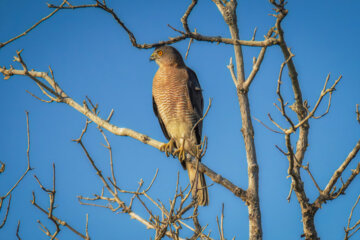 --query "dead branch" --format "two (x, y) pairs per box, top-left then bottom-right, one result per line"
(31, 163), (90, 239)
(271, 0), (309, 166)
(269, 1), (316, 227)
(227, 57), (238, 87)
(185, 29), (196, 60)
(267, 113), (286, 132)
(0, 1), (67, 49)
(275, 53), (296, 131)
(0, 112), (32, 229)
(315, 140), (360, 207)
(251, 27), (257, 41)
(47, 0), (279, 49)
(16, 220), (21, 240)
(285, 74), (342, 134)
(253, 116), (283, 134)
(97, 124), (118, 195)
(181, 0), (198, 33)
(0, 194), (11, 229)
(302, 163), (322, 193)
(216, 203), (225, 240)
(270, 1), (357, 239)
(37, 220), (59, 240)
(344, 194), (360, 240)
(211, 1), (263, 238)
(244, 27), (276, 90)
(271, 64), (342, 136)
